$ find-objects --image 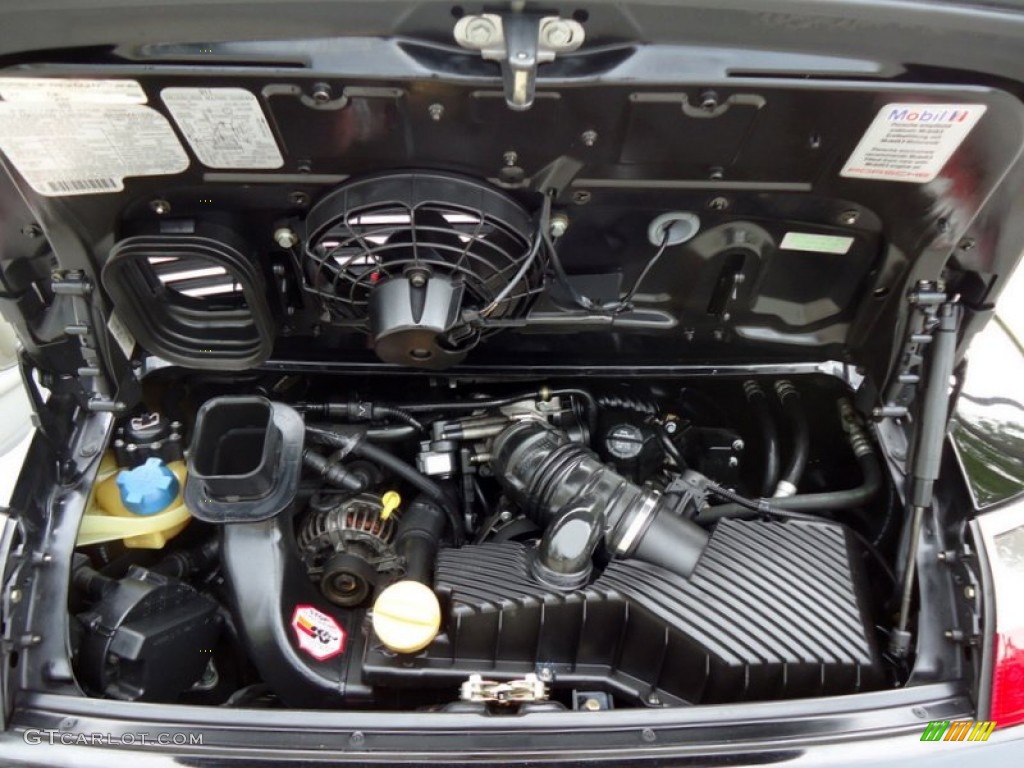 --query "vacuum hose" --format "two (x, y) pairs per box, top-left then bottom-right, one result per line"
(491, 420), (709, 588)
